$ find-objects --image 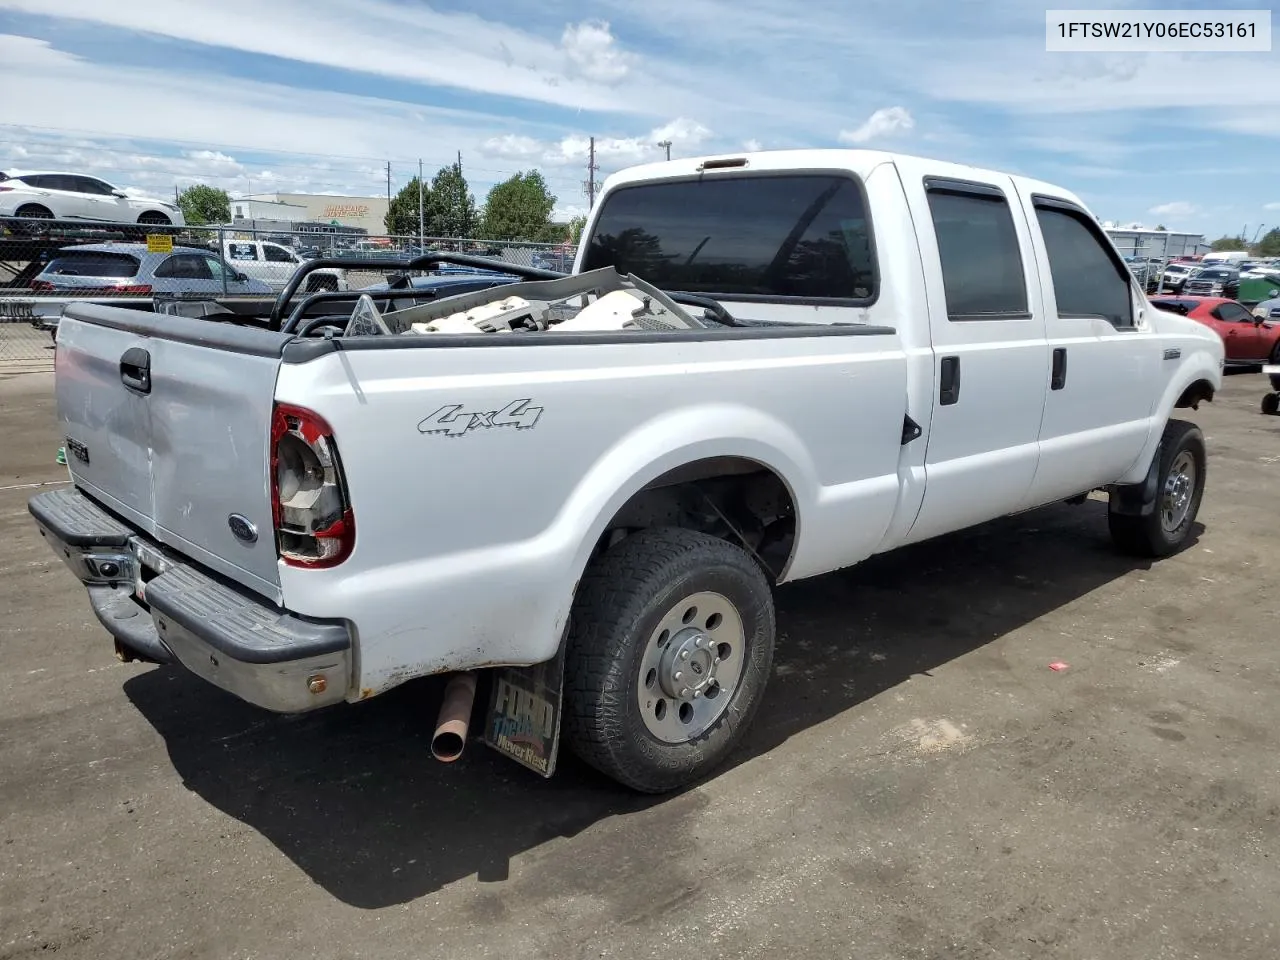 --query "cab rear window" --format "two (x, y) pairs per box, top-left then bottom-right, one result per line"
(582, 174), (877, 302)
(42, 252), (140, 278)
